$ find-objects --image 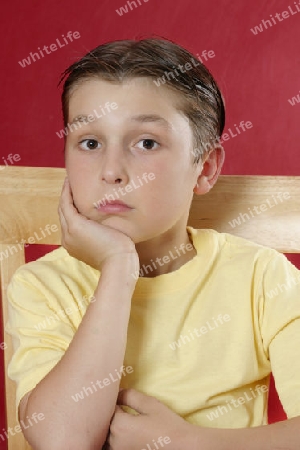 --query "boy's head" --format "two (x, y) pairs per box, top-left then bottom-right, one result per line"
(61, 38), (225, 163)
(60, 38), (225, 244)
